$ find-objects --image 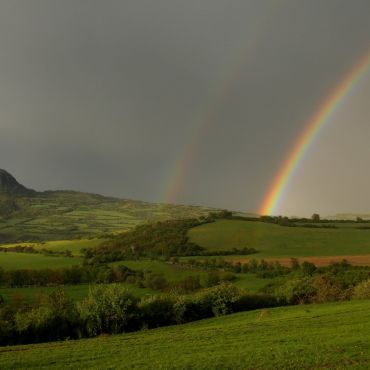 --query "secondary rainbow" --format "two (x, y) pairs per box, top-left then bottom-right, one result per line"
(260, 50), (370, 215)
(162, 1), (286, 204)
